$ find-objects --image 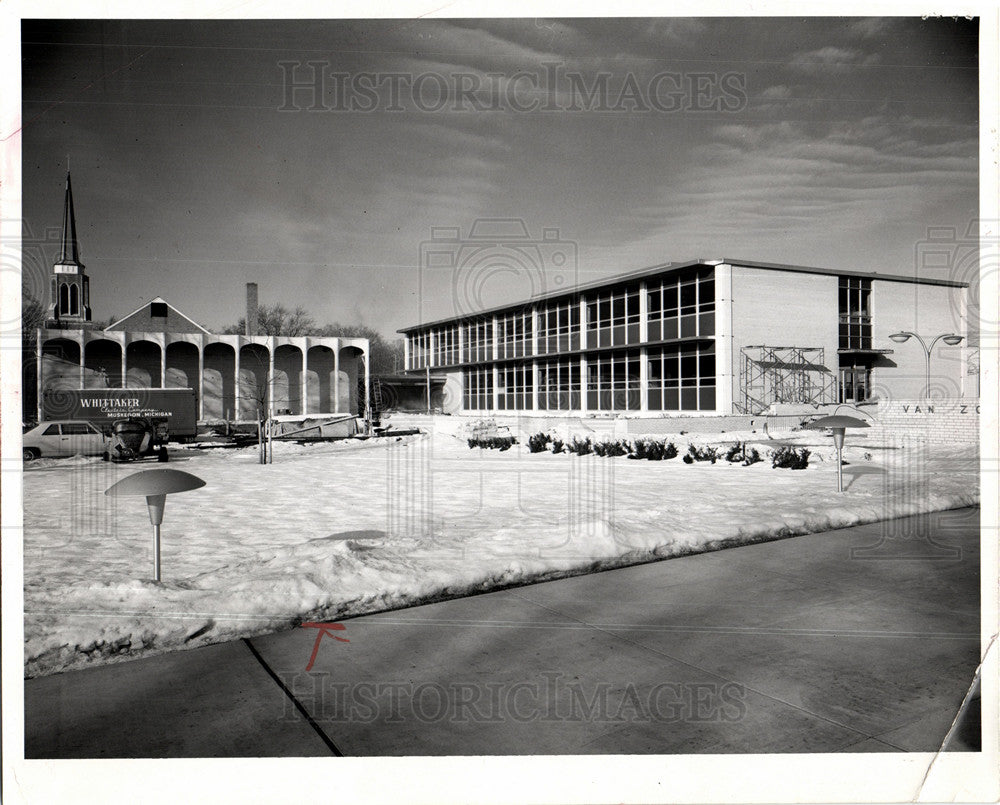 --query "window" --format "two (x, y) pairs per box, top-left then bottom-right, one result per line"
(150, 301), (168, 318)
(58, 283), (69, 315)
(69, 284), (79, 316)
(462, 319), (493, 363)
(585, 350), (641, 411)
(61, 423), (94, 435)
(463, 367), (494, 410)
(43, 424), (61, 436)
(497, 309), (533, 359)
(538, 359), (581, 410)
(408, 332), (431, 369)
(433, 325), (460, 366)
(537, 300), (580, 354)
(585, 285), (641, 348)
(647, 266), (715, 342)
(497, 363), (533, 410)
(647, 344), (716, 411)
(839, 277), (871, 350)
(839, 362), (871, 404)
